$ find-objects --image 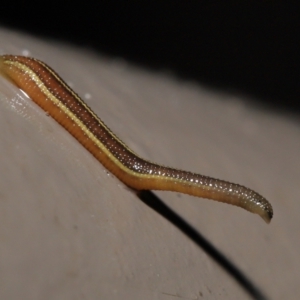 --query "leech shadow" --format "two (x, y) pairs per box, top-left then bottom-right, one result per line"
(137, 190), (268, 300)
